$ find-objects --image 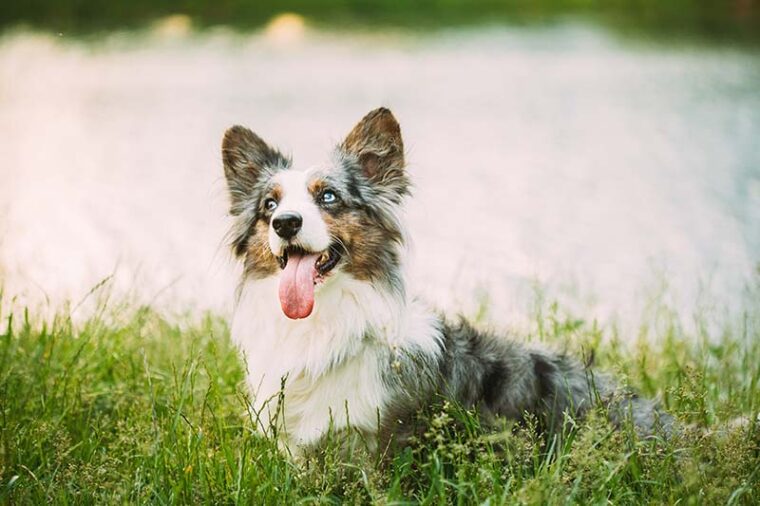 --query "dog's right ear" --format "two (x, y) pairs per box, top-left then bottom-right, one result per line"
(339, 108), (409, 199)
(222, 126), (288, 215)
